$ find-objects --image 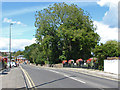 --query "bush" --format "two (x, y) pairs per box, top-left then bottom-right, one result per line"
(98, 65), (104, 71)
